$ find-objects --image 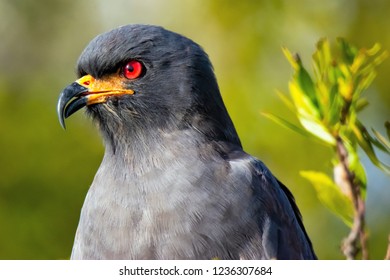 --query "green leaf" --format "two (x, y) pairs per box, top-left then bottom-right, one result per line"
(313, 38), (332, 77)
(282, 47), (299, 70)
(262, 112), (311, 136)
(326, 85), (344, 127)
(284, 47), (320, 117)
(351, 49), (369, 74)
(337, 38), (359, 65)
(262, 112), (335, 147)
(337, 76), (353, 101)
(341, 141), (368, 197)
(371, 128), (390, 154)
(289, 81), (320, 119)
(301, 170), (354, 227)
(366, 42), (382, 56)
(298, 115), (336, 145)
(275, 90), (295, 112)
(355, 98), (369, 113)
(354, 70), (377, 98)
(351, 160), (367, 198)
(372, 49), (389, 66)
(385, 121), (390, 142)
(297, 66), (319, 110)
(353, 122), (390, 175)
